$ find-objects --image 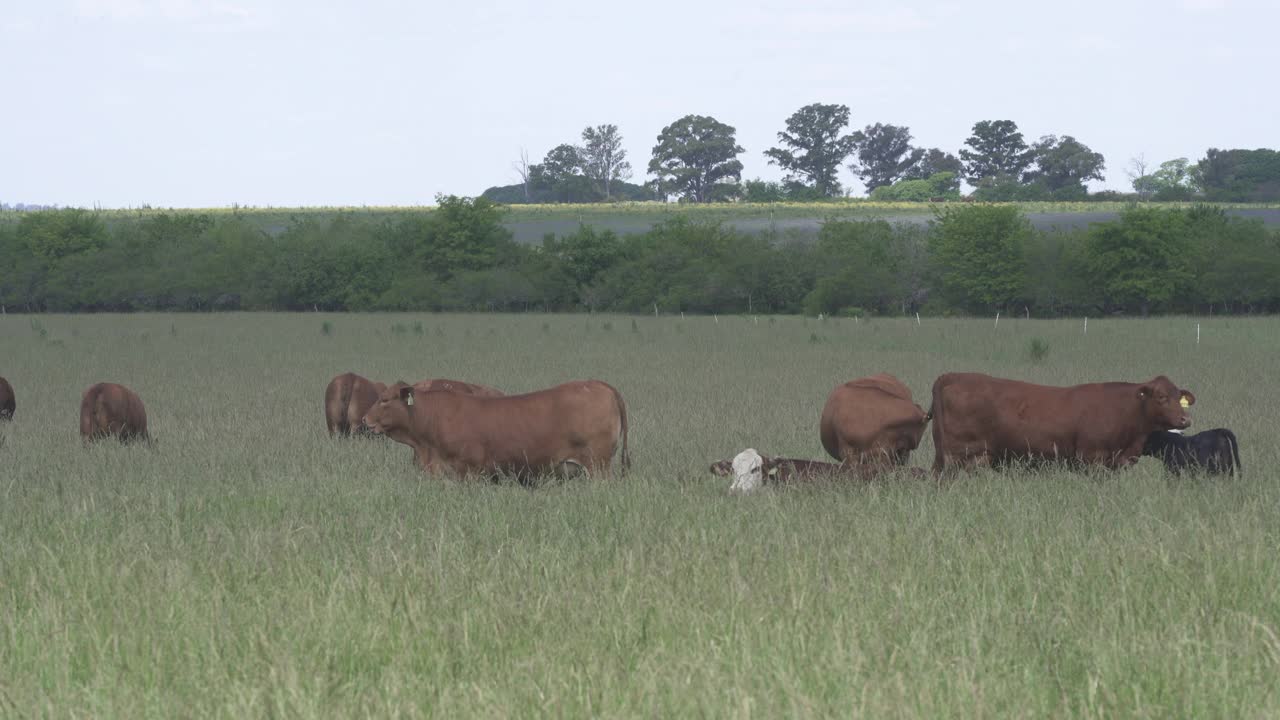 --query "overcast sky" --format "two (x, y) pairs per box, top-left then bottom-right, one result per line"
(1, 0), (1275, 208)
